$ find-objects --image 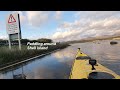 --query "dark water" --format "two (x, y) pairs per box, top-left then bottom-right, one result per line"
(0, 40), (120, 79)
